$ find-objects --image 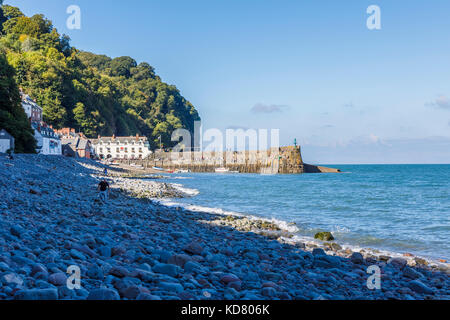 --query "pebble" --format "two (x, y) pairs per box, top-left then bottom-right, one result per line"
(10, 226), (24, 238)
(108, 266), (129, 278)
(136, 293), (161, 300)
(261, 286), (277, 297)
(48, 273), (67, 286)
(408, 280), (434, 295)
(183, 242), (204, 256)
(402, 267), (422, 280)
(184, 261), (201, 273)
(389, 257), (408, 269)
(87, 265), (104, 280)
(350, 252), (364, 264)
(87, 288), (121, 300)
(153, 263), (179, 277)
(168, 254), (192, 268)
(159, 282), (183, 293)
(1, 272), (24, 286)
